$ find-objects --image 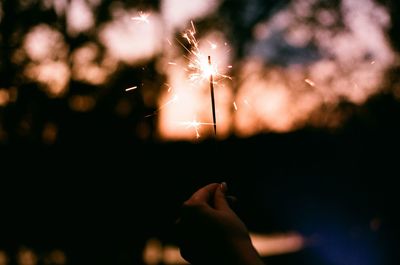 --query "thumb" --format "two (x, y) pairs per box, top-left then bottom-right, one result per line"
(213, 182), (231, 210)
